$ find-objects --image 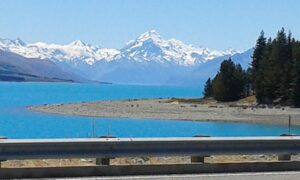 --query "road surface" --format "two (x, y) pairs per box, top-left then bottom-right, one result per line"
(29, 171), (300, 180)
